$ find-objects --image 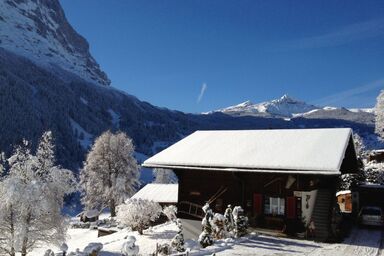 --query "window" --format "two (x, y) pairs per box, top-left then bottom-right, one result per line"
(264, 196), (285, 216)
